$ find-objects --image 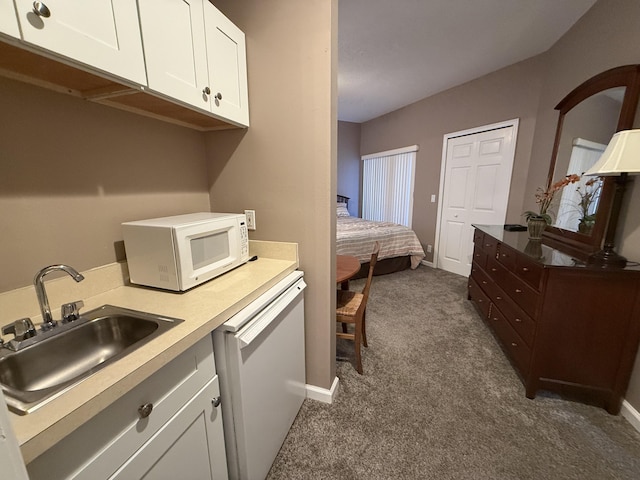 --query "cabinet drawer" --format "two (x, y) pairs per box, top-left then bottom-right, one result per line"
(496, 244), (516, 271)
(503, 274), (539, 316)
(488, 306), (531, 377)
(481, 235), (498, 258)
(515, 255), (543, 291)
(27, 337), (217, 480)
(472, 245), (487, 270)
(468, 277), (490, 319)
(489, 283), (536, 346)
(473, 229), (484, 246)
